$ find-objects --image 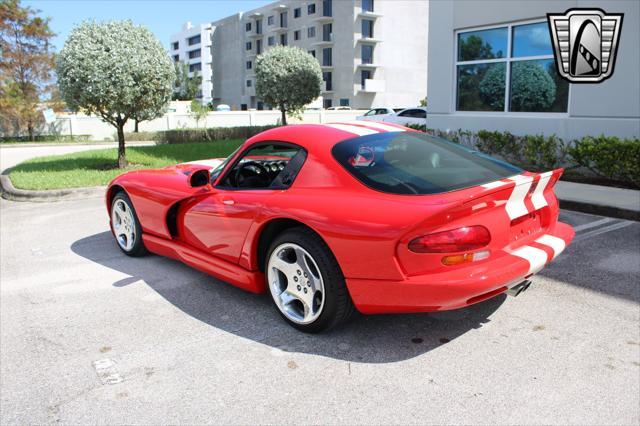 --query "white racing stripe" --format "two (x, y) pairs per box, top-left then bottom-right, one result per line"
(531, 171), (553, 210)
(338, 121), (405, 132)
(535, 234), (566, 259)
(183, 159), (224, 169)
(325, 123), (379, 136)
(505, 175), (534, 219)
(510, 245), (548, 275)
(481, 180), (509, 190)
